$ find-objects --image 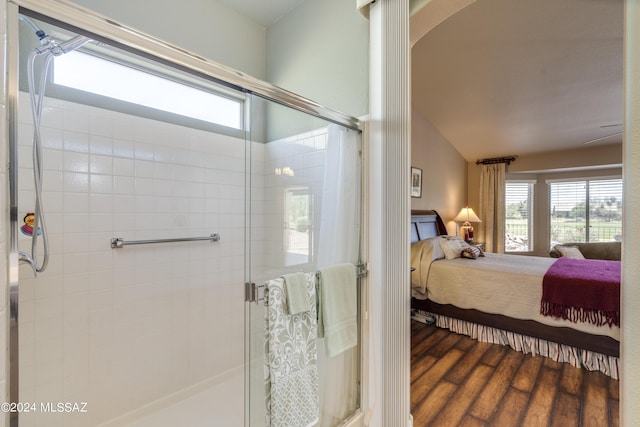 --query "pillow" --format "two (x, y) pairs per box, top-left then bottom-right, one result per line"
(461, 246), (483, 259)
(410, 237), (446, 294)
(555, 245), (585, 259)
(411, 237), (445, 261)
(439, 237), (465, 259)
